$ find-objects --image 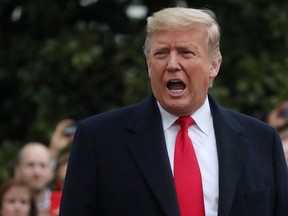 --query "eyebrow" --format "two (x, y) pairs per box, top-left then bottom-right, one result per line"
(152, 44), (201, 54)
